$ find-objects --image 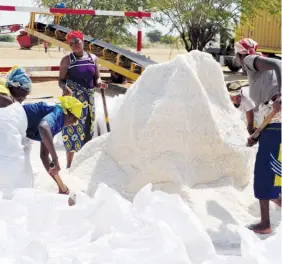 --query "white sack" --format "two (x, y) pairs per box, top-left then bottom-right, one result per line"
(0, 103), (33, 198)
